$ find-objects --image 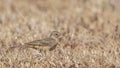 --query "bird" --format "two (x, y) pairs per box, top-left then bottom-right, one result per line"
(24, 31), (61, 51)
